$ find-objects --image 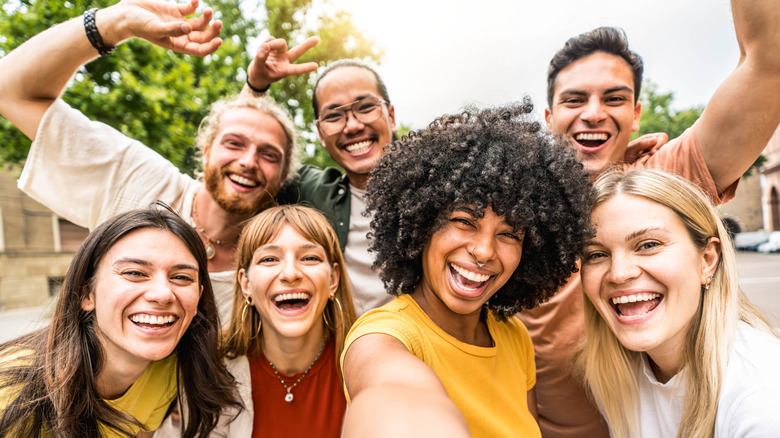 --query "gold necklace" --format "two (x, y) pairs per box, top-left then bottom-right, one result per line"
(191, 197), (238, 260)
(267, 336), (328, 403)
